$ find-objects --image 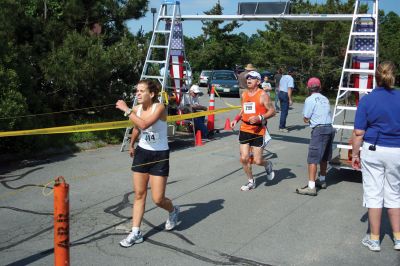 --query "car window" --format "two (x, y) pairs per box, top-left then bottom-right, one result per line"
(212, 72), (236, 80)
(201, 71), (212, 77)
